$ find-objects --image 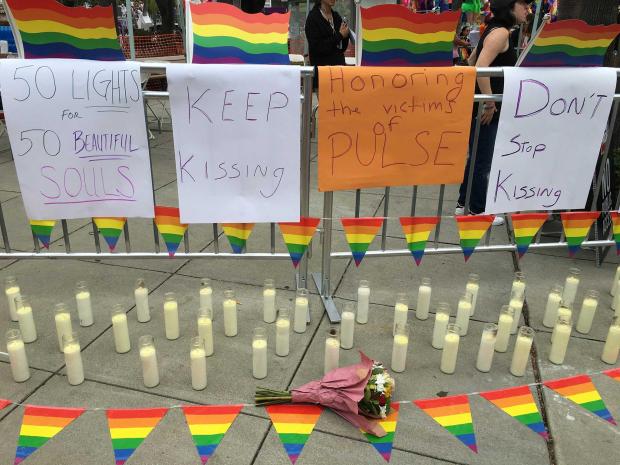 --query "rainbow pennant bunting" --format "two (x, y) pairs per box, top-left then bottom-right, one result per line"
(13, 405), (85, 465)
(189, 2), (289, 65)
(455, 215), (495, 262)
(278, 217), (321, 268)
(93, 217), (126, 252)
(5, 0), (124, 60)
(399, 216), (439, 266)
(480, 386), (548, 439)
(611, 212), (620, 255)
(510, 213), (548, 258)
(544, 375), (616, 425)
(29, 220), (55, 249)
(154, 206), (188, 257)
(603, 368), (620, 384)
(222, 223), (255, 254)
(0, 399), (10, 411)
(341, 217), (384, 266)
(265, 404), (323, 464)
(361, 6), (460, 66)
(560, 211), (600, 257)
(106, 407), (168, 465)
(414, 395), (477, 453)
(362, 403), (400, 462)
(182, 405), (243, 464)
